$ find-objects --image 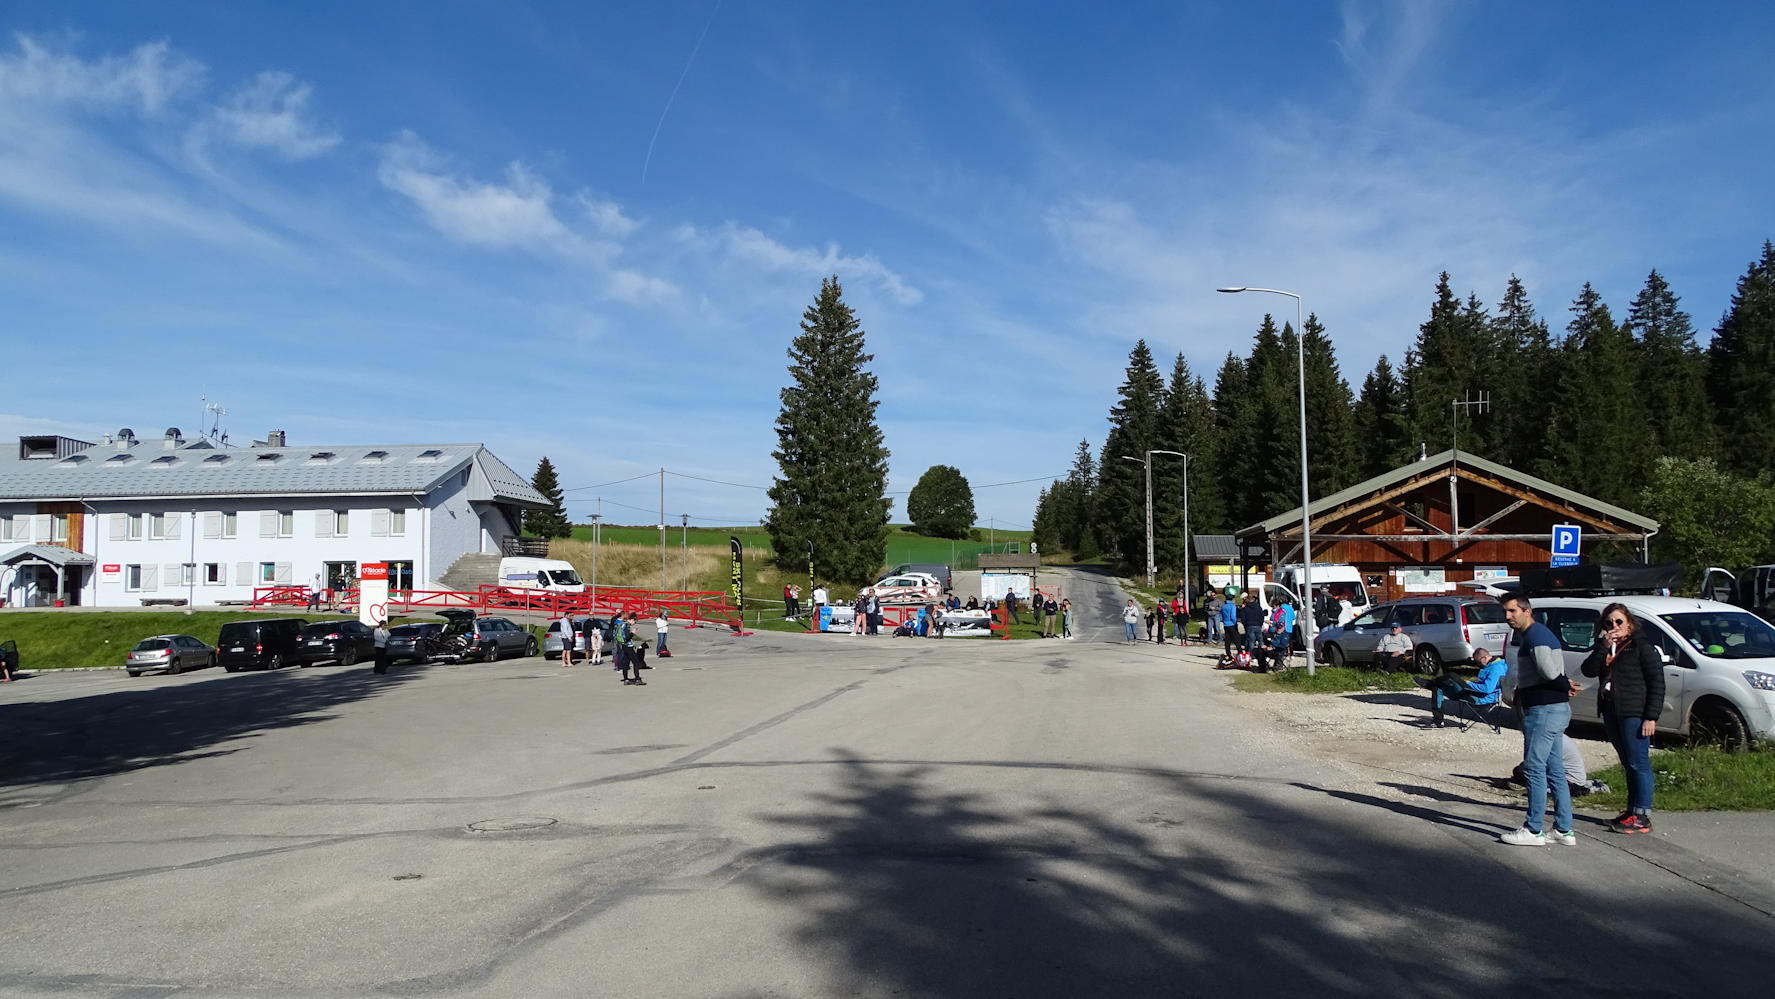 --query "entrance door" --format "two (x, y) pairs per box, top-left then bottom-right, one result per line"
(324, 561), (357, 595)
(386, 560), (414, 593)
